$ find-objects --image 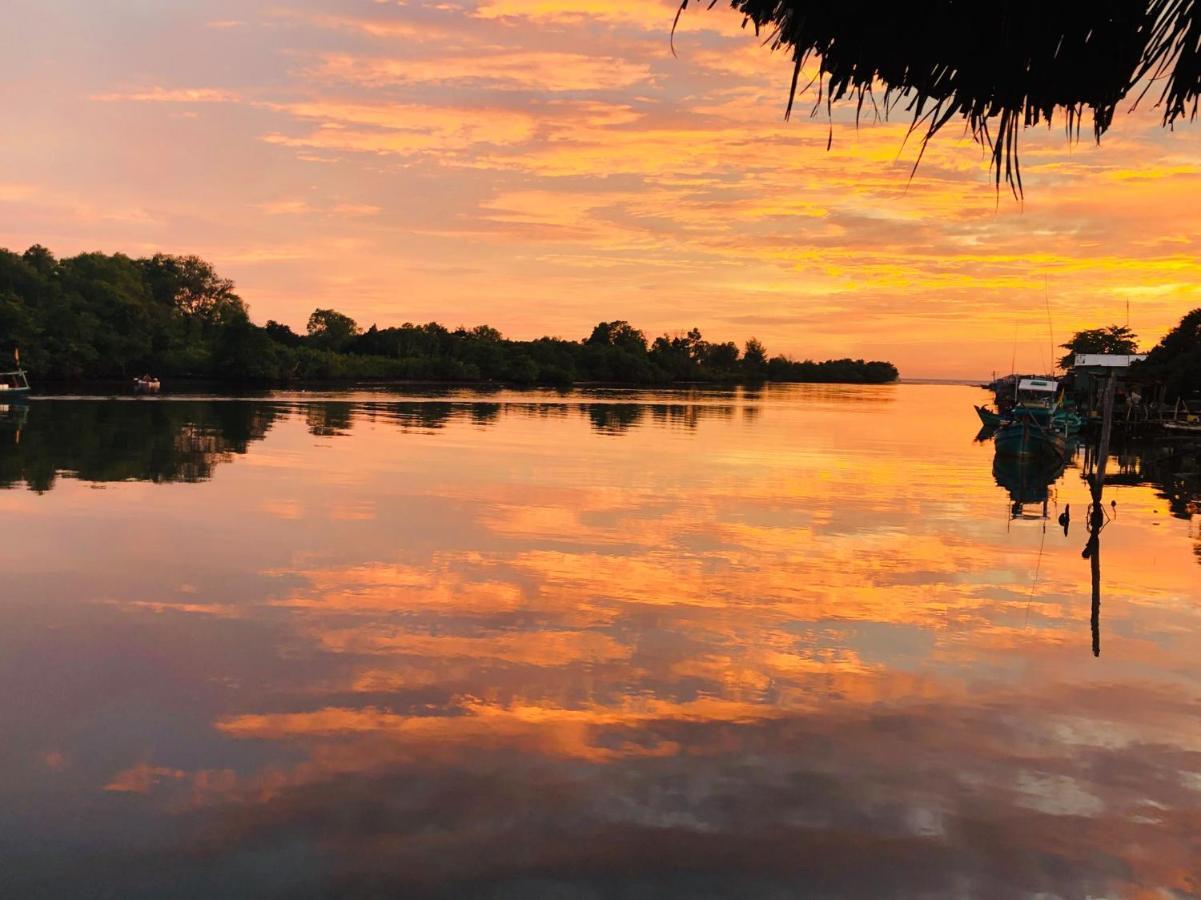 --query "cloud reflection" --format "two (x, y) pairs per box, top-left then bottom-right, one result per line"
(3, 388), (1201, 897)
